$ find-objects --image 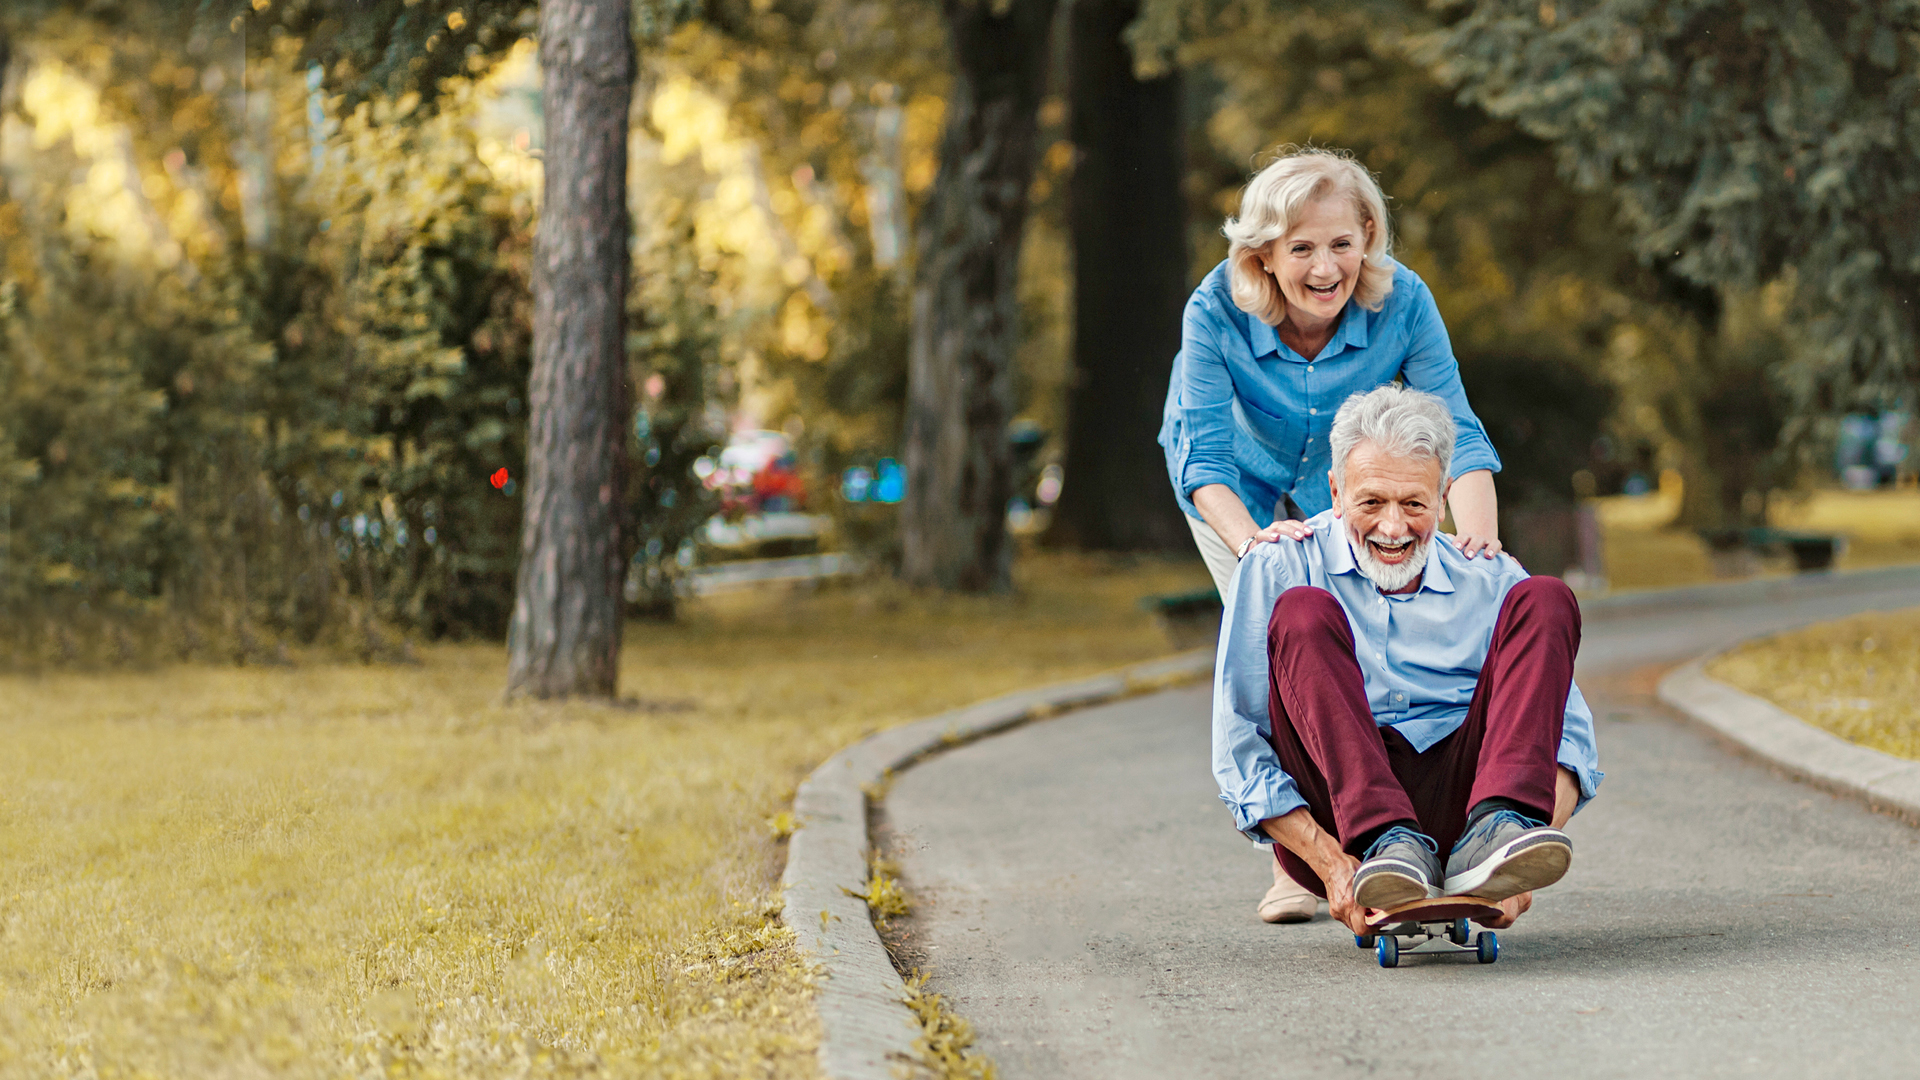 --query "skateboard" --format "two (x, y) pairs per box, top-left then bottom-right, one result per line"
(1355, 896), (1502, 967)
